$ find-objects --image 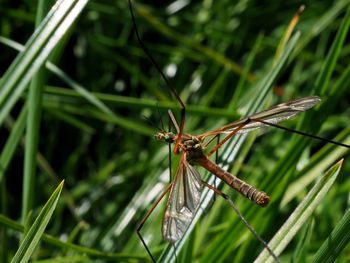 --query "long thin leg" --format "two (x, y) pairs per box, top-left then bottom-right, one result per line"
(174, 108), (185, 154)
(128, 0), (187, 156)
(168, 143), (173, 182)
(215, 135), (220, 165)
(168, 110), (180, 133)
(253, 118), (350, 149)
(202, 181), (281, 263)
(137, 183), (173, 263)
(213, 135), (221, 202)
(203, 133), (219, 149)
(207, 119), (250, 157)
(167, 113), (178, 261)
(128, 0), (185, 110)
(206, 116), (350, 158)
(168, 109), (186, 154)
(168, 112), (173, 181)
